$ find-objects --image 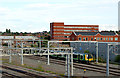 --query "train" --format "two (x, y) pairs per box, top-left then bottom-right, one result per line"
(50, 52), (94, 63)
